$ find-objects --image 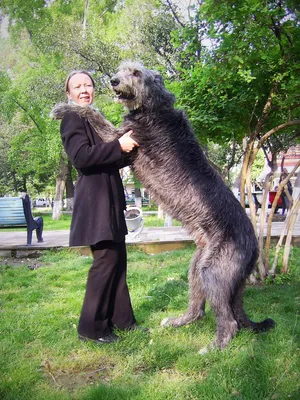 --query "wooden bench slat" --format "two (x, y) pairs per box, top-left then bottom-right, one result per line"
(0, 198), (26, 225)
(0, 198), (23, 206)
(0, 220), (27, 225)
